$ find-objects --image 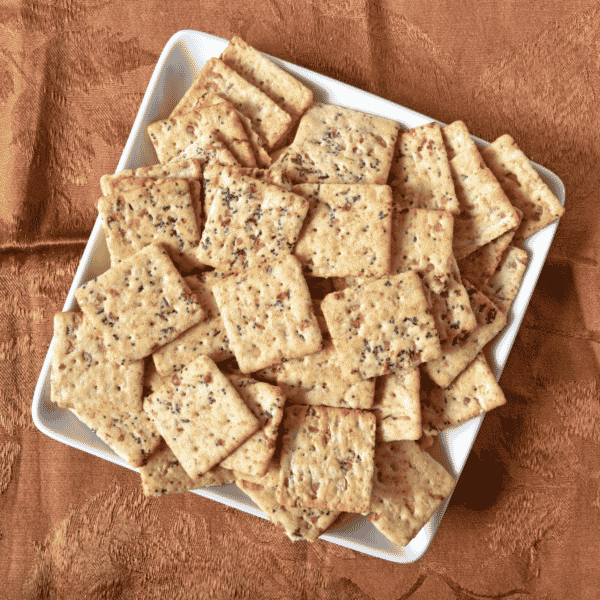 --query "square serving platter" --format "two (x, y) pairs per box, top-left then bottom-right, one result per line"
(32, 29), (565, 563)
